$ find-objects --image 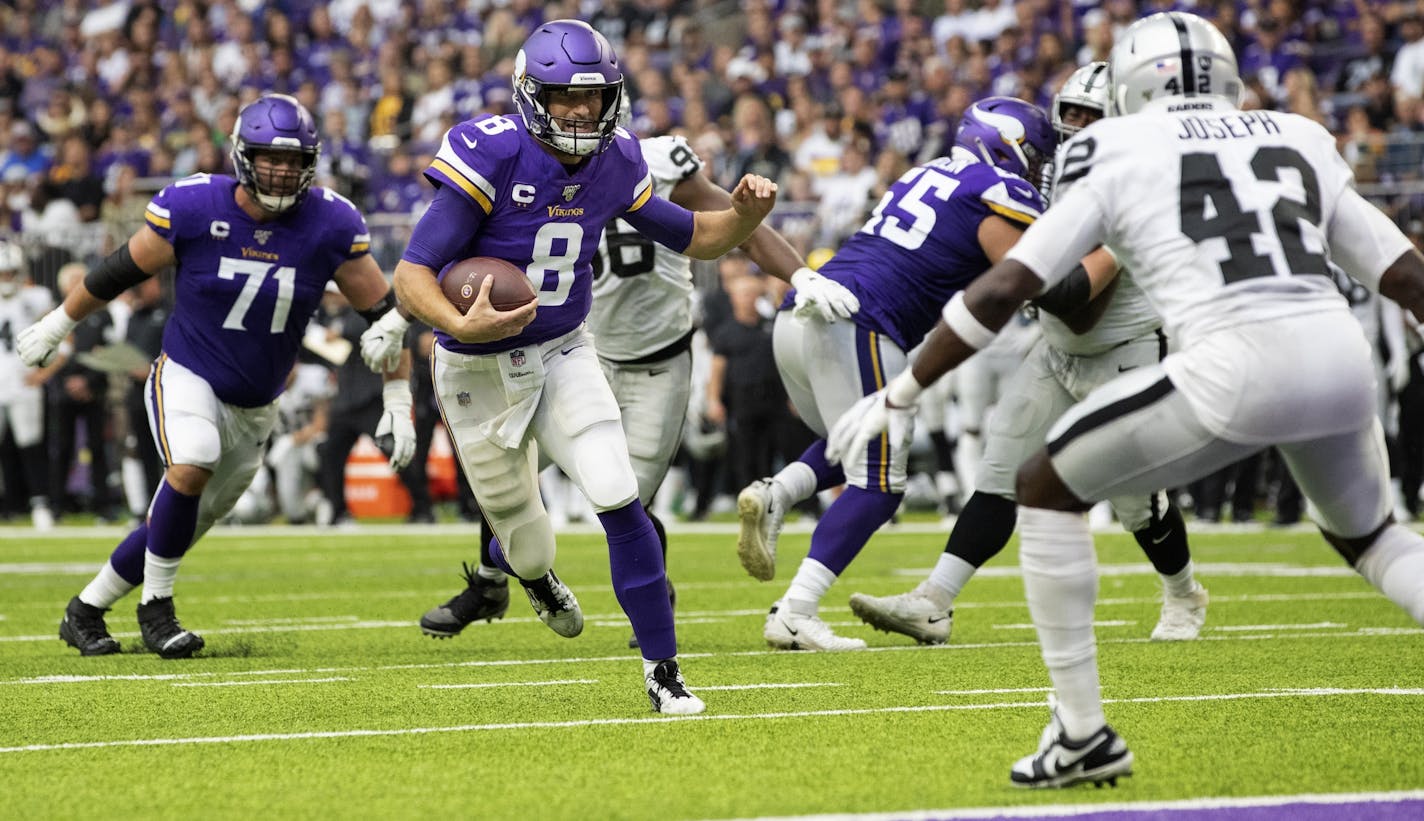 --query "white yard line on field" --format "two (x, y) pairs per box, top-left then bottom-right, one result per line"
(171, 677), (353, 688)
(2, 687), (1421, 755)
(419, 679), (600, 689)
(3, 626), (1419, 687)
